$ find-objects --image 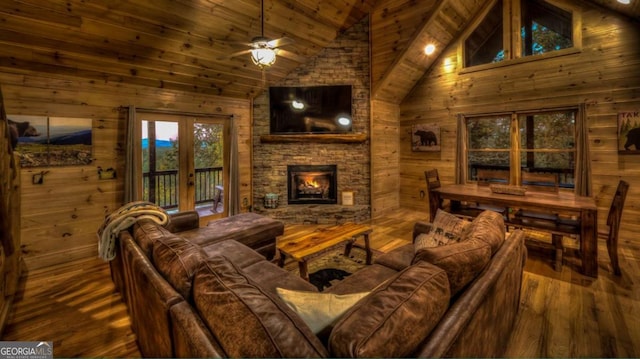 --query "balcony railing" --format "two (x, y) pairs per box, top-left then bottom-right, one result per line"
(468, 164), (574, 188)
(143, 167), (223, 209)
